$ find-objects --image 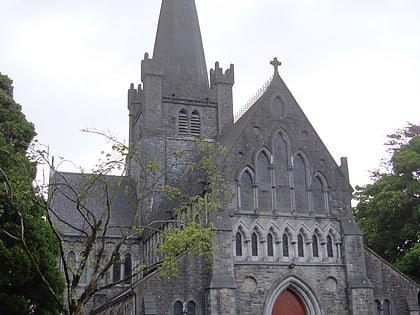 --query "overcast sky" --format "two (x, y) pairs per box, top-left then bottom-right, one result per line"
(1, 0), (419, 188)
